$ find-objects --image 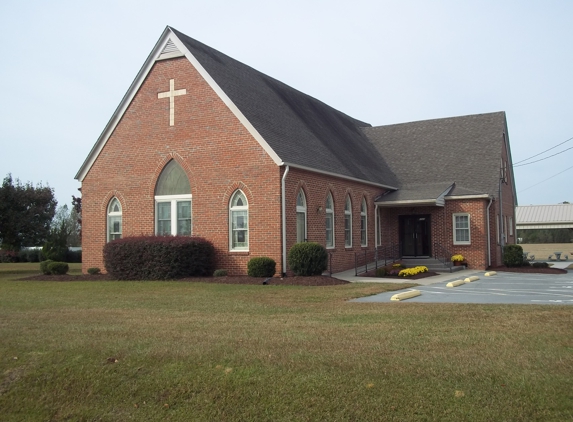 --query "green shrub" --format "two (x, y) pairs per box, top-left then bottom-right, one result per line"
(213, 269), (228, 277)
(375, 267), (387, 277)
(40, 260), (54, 275)
(42, 241), (67, 262)
(247, 257), (276, 277)
(288, 242), (328, 276)
(103, 236), (215, 280)
(24, 249), (42, 263)
(532, 262), (549, 268)
(87, 267), (101, 275)
(47, 262), (69, 275)
(503, 244), (524, 267)
(0, 250), (19, 263)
